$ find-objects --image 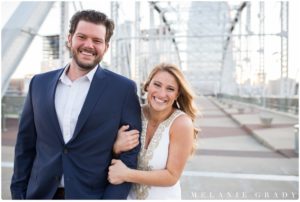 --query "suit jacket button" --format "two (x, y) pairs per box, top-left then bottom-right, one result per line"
(64, 148), (68, 154)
